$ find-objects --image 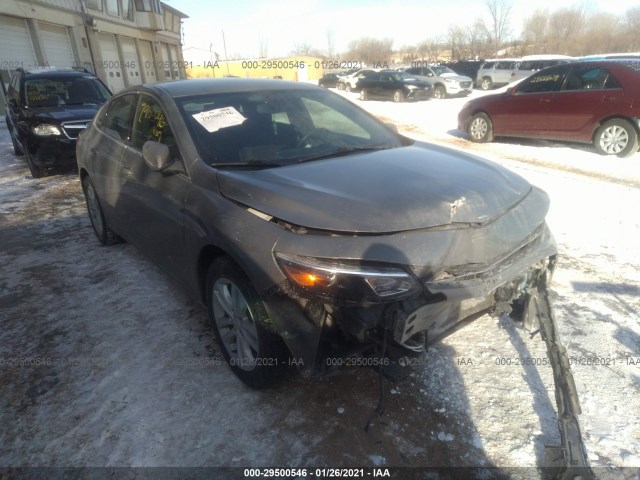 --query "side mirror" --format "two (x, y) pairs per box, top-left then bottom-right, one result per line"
(505, 86), (516, 95)
(385, 122), (398, 134)
(142, 141), (173, 171)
